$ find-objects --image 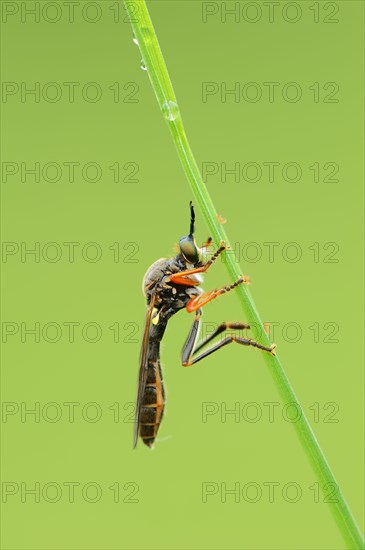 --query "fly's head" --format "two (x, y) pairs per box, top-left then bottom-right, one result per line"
(178, 201), (202, 268)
